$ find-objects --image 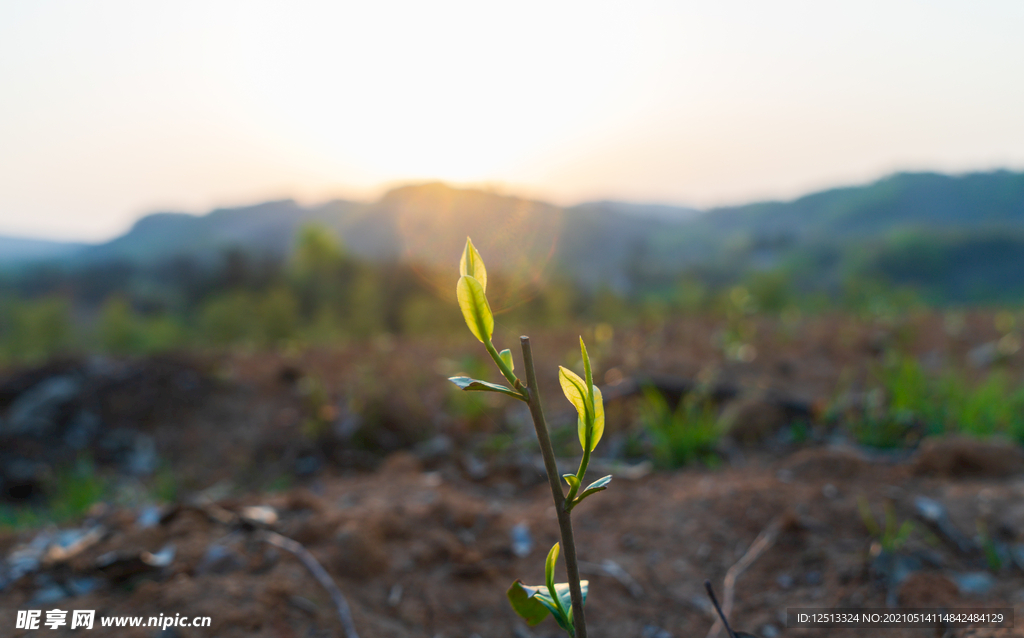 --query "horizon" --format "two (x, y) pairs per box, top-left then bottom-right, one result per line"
(3, 1), (1024, 242)
(0, 167), (1012, 246)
